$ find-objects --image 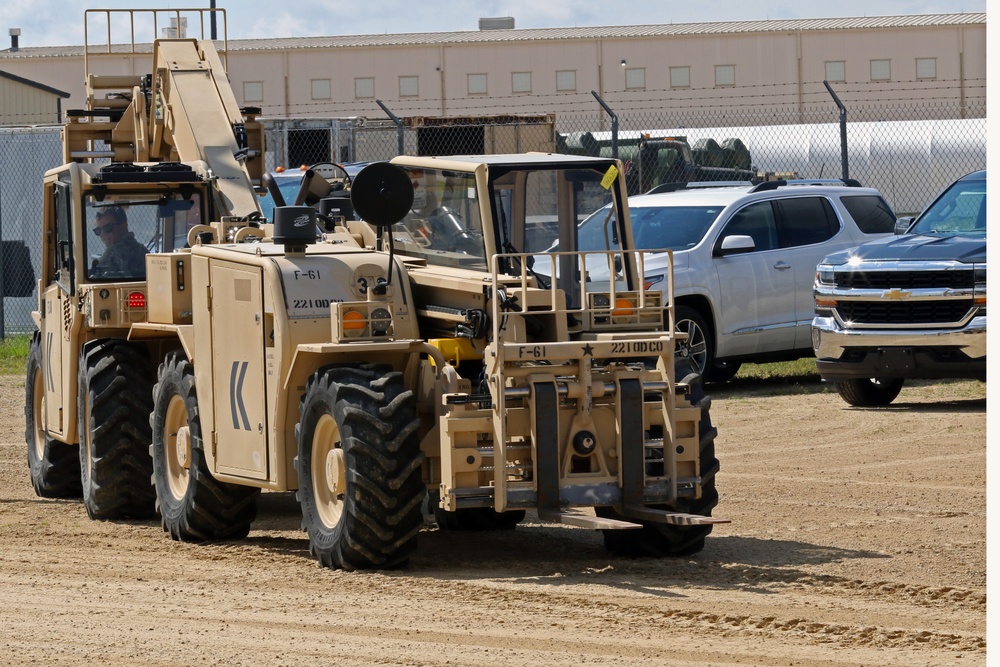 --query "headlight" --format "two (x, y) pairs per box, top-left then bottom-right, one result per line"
(974, 265), (986, 310)
(643, 274), (664, 290)
(816, 266), (835, 286)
